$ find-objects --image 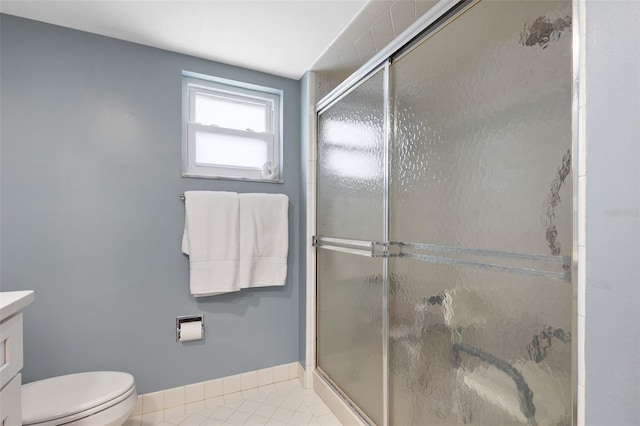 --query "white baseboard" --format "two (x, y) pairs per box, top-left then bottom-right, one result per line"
(134, 361), (302, 415)
(296, 361), (308, 389)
